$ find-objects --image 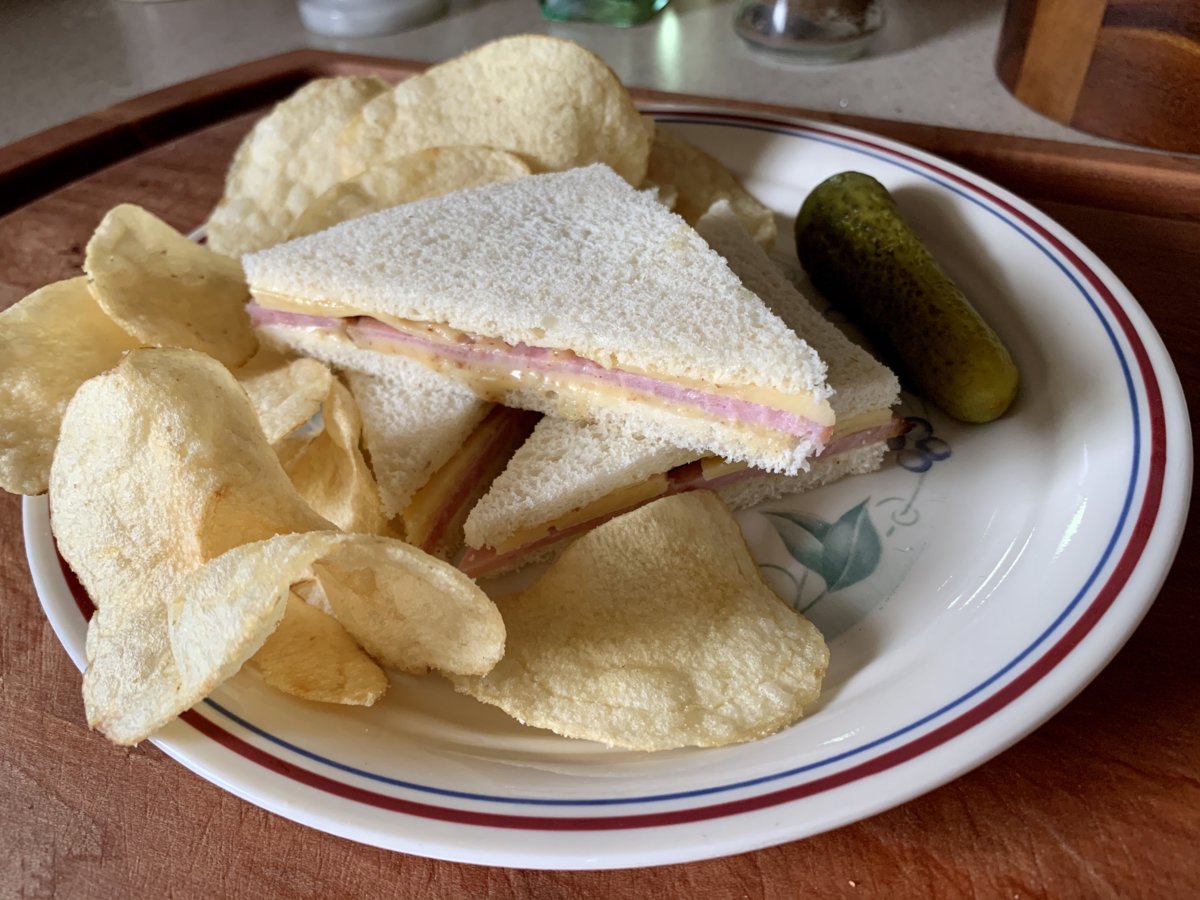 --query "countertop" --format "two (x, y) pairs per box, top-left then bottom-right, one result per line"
(2, 0), (1121, 150)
